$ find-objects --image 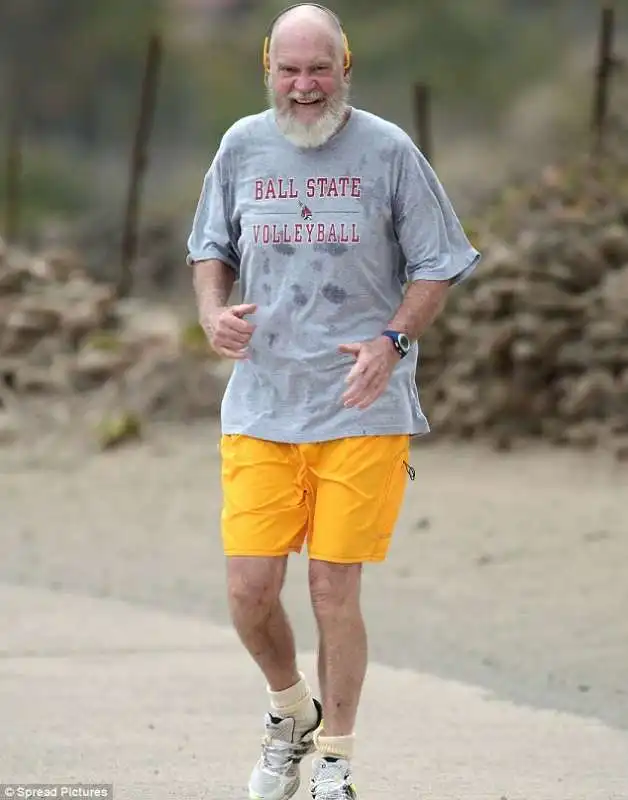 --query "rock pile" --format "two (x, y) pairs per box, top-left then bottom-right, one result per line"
(0, 238), (230, 448)
(419, 143), (628, 459)
(36, 213), (190, 294)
